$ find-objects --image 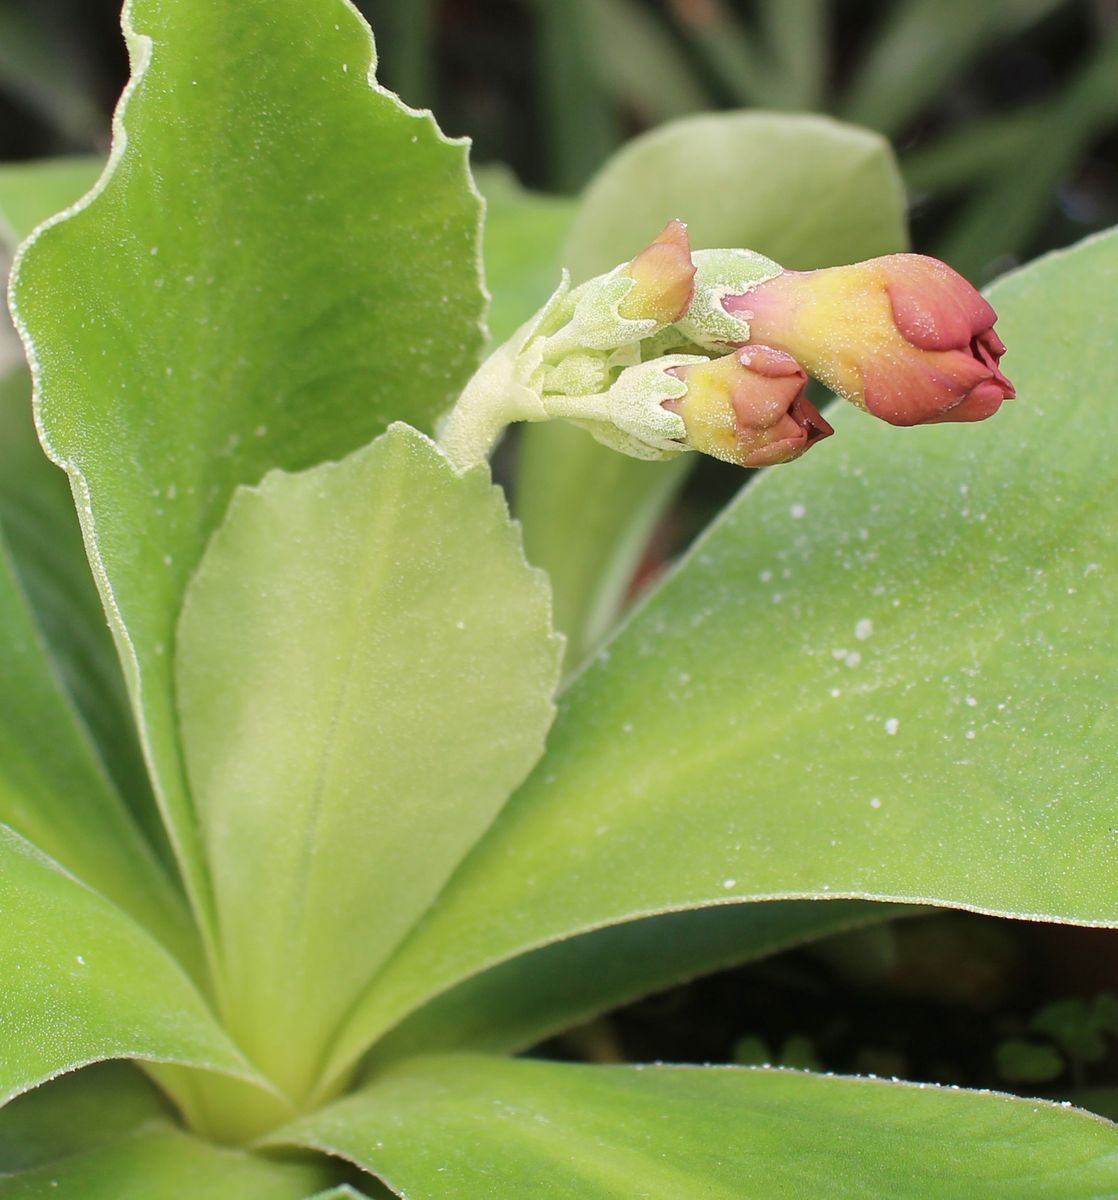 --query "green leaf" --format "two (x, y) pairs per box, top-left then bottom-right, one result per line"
(367, 902), (894, 1069)
(176, 424), (560, 1099)
(0, 158), (101, 249)
(325, 225), (1118, 1077)
(0, 1064), (168, 1173)
(0, 366), (160, 859)
(8, 0), (485, 939)
(0, 493), (190, 958)
(0, 824), (259, 1109)
(276, 1055), (1118, 1197)
(474, 167), (575, 347)
(0, 1124), (328, 1199)
(563, 112), (908, 281)
(519, 110), (908, 667)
